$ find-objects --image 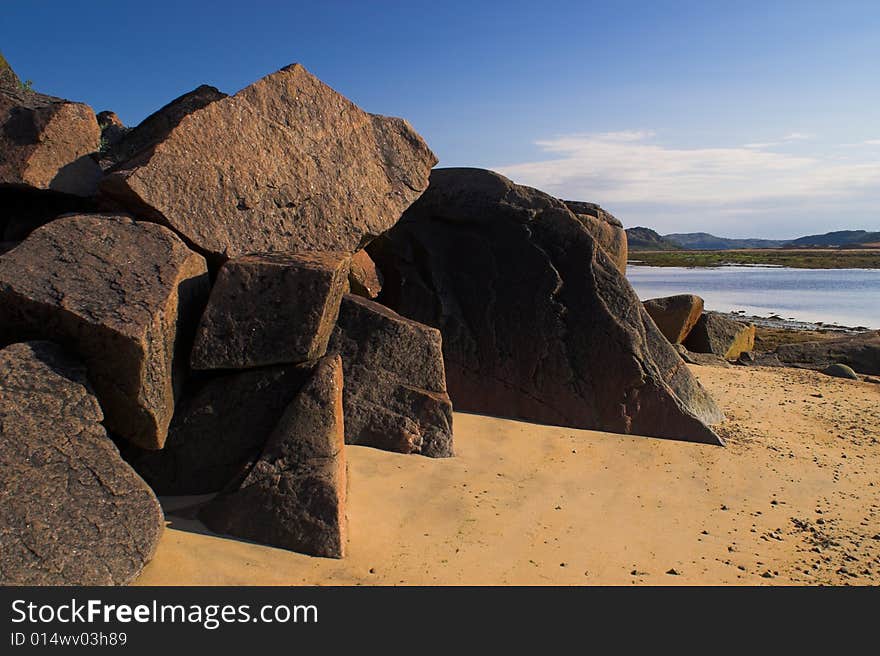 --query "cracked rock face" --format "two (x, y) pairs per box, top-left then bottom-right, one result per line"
(684, 312), (755, 360)
(199, 354), (347, 558)
(121, 363), (316, 495)
(644, 294), (705, 344)
(0, 214), (210, 449)
(369, 168), (724, 445)
(0, 58), (102, 197)
(329, 294), (453, 457)
(191, 252), (350, 370)
(99, 63), (437, 264)
(563, 200), (628, 274)
(0, 341), (163, 585)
